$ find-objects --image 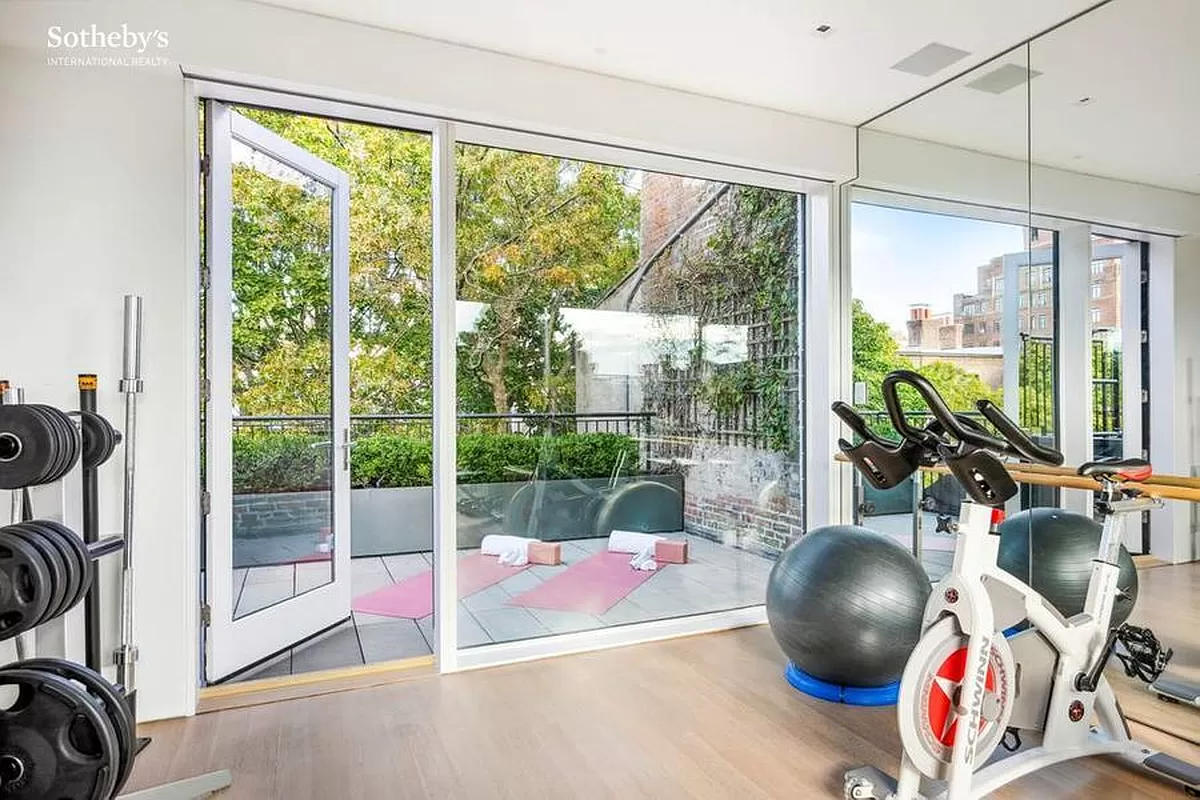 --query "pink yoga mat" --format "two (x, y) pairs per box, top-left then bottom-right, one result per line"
(352, 554), (528, 619)
(507, 551), (661, 616)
